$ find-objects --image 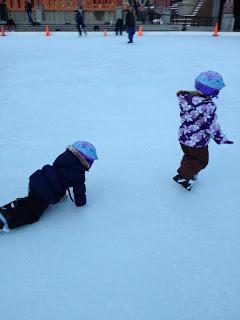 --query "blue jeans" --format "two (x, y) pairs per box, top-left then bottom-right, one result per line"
(127, 27), (135, 42)
(26, 10), (33, 24)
